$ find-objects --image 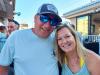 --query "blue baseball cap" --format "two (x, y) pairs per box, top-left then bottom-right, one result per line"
(37, 3), (62, 22)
